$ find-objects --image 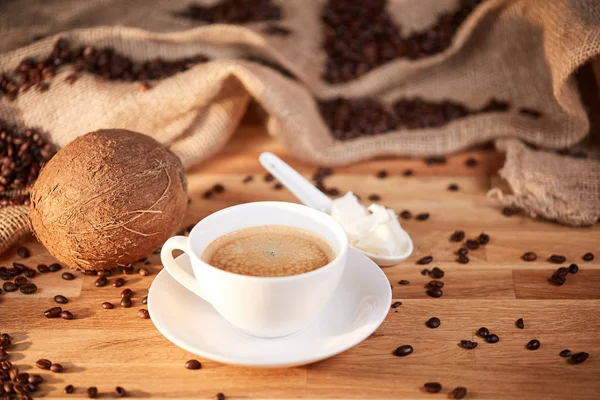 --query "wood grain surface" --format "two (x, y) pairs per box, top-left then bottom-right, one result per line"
(0, 123), (599, 400)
